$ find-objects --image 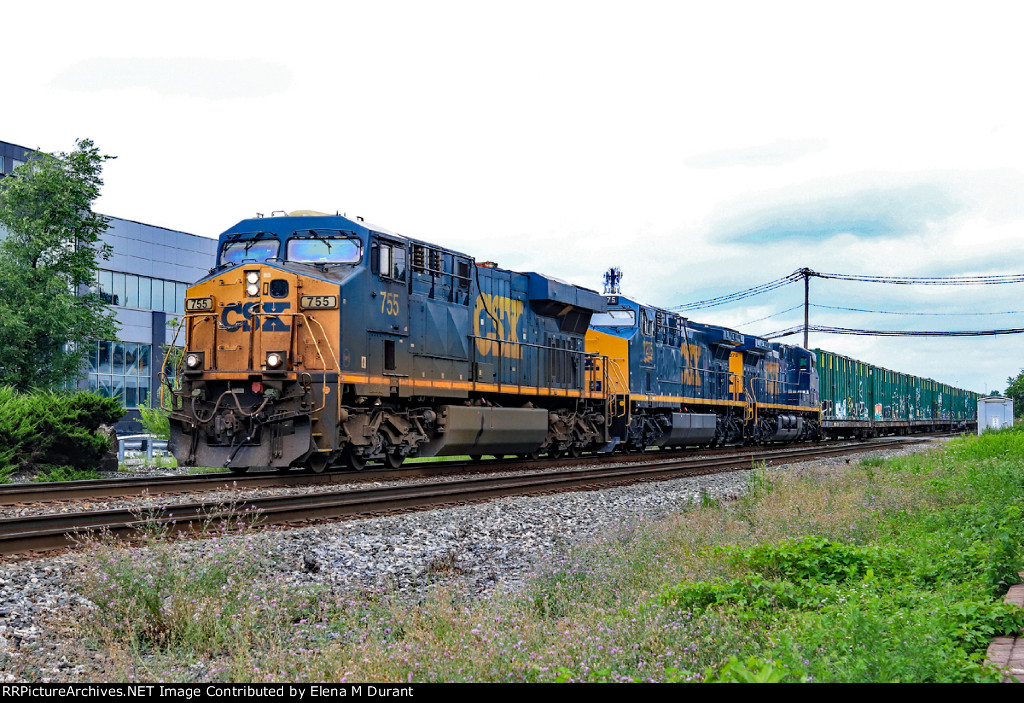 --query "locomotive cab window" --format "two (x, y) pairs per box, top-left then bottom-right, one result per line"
(220, 239), (280, 266)
(590, 309), (636, 327)
(286, 230), (362, 265)
(375, 241), (407, 282)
